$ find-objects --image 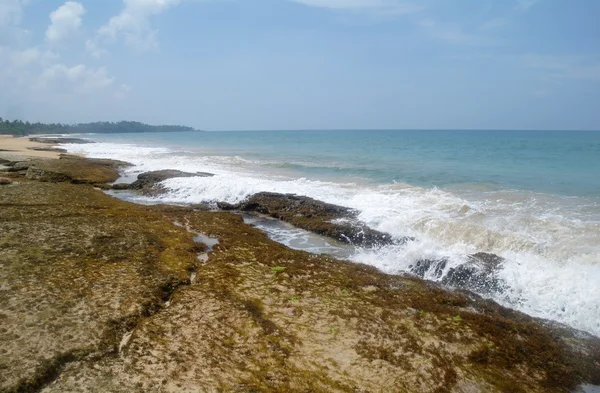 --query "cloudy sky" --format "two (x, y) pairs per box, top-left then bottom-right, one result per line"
(1, 0), (599, 130)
